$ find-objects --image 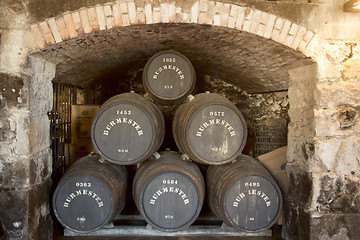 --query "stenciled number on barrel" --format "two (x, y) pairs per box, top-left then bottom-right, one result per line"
(116, 110), (132, 115)
(209, 111), (225, 117)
